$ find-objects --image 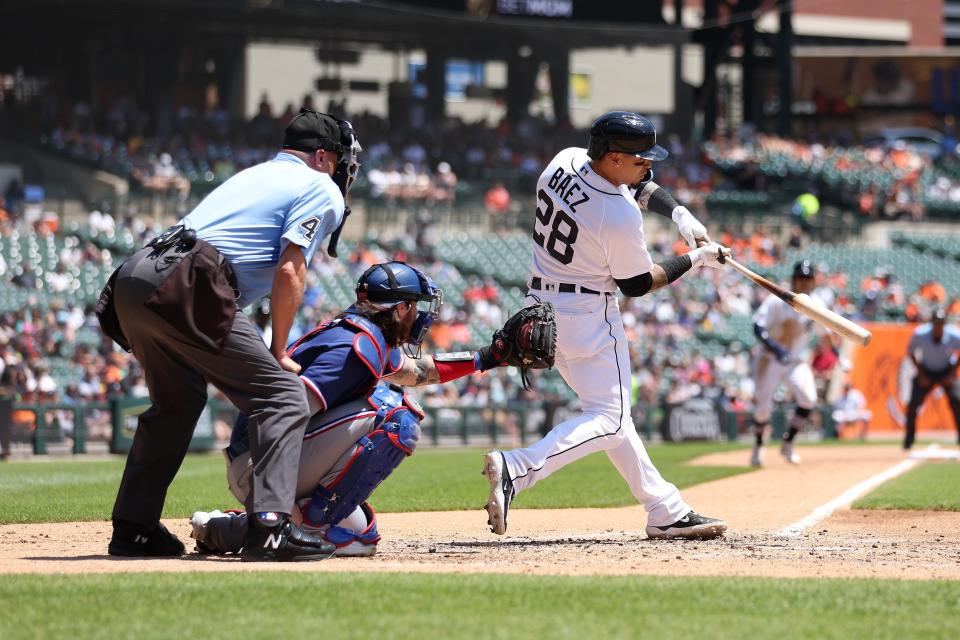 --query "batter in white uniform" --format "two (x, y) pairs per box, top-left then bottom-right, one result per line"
(482, 111), (730, 540)
(749, 260), (835, 466)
